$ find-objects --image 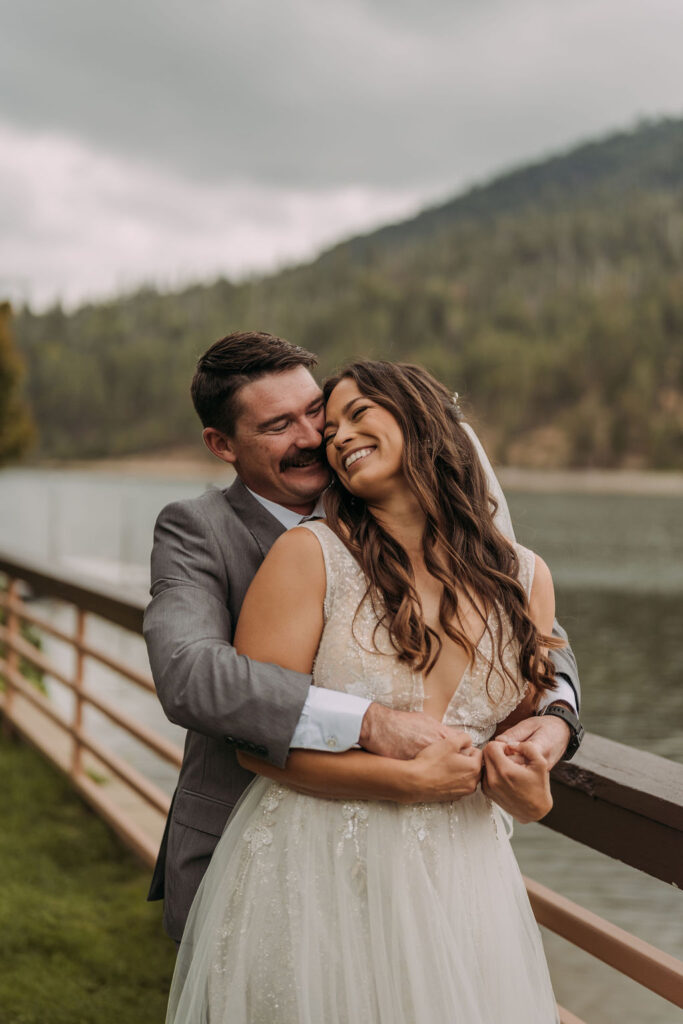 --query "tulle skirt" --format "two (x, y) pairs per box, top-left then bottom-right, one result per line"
(167, 778), (558, 1023)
